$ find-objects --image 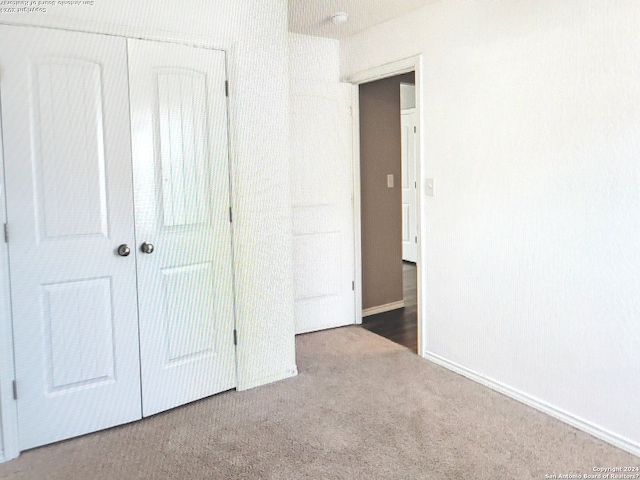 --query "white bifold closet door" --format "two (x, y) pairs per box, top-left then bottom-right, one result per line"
(0, 26), (142, 450)
(127, 39), (236, 417)
(0, 25), (236, 450)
